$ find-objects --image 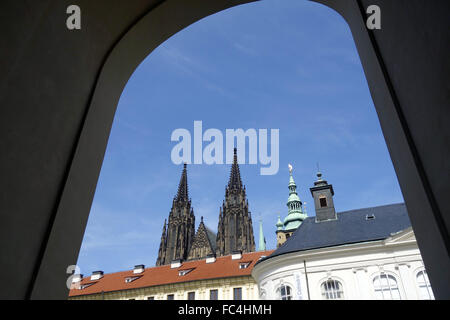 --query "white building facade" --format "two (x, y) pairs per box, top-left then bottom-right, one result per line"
(253, 227), (434, 300)
(254, 168), (434, 301)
